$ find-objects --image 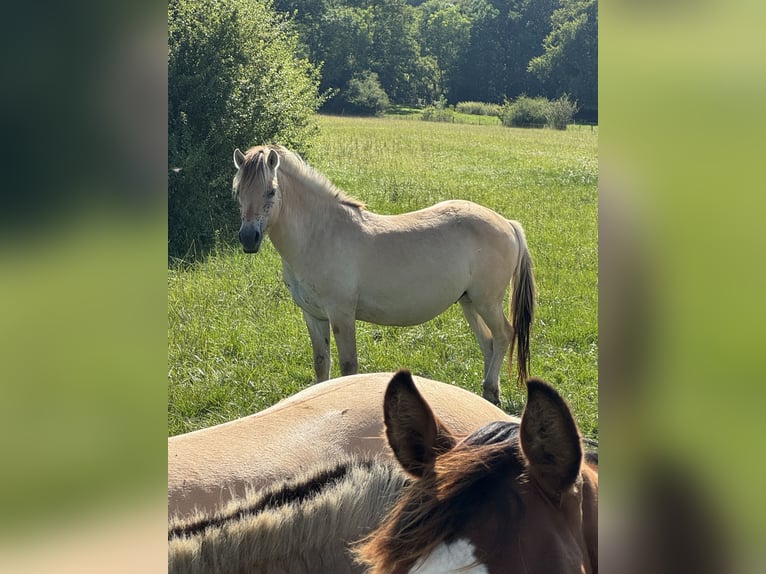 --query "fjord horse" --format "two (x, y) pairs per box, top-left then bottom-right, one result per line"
(232, 146), (536, 403)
